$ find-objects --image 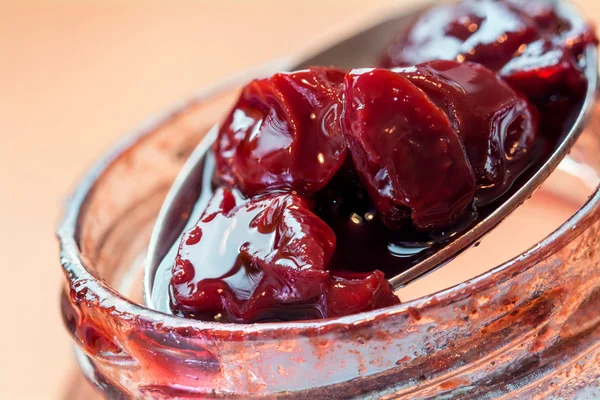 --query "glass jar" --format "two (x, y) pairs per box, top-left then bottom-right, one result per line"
(58, 69), (600, 399)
